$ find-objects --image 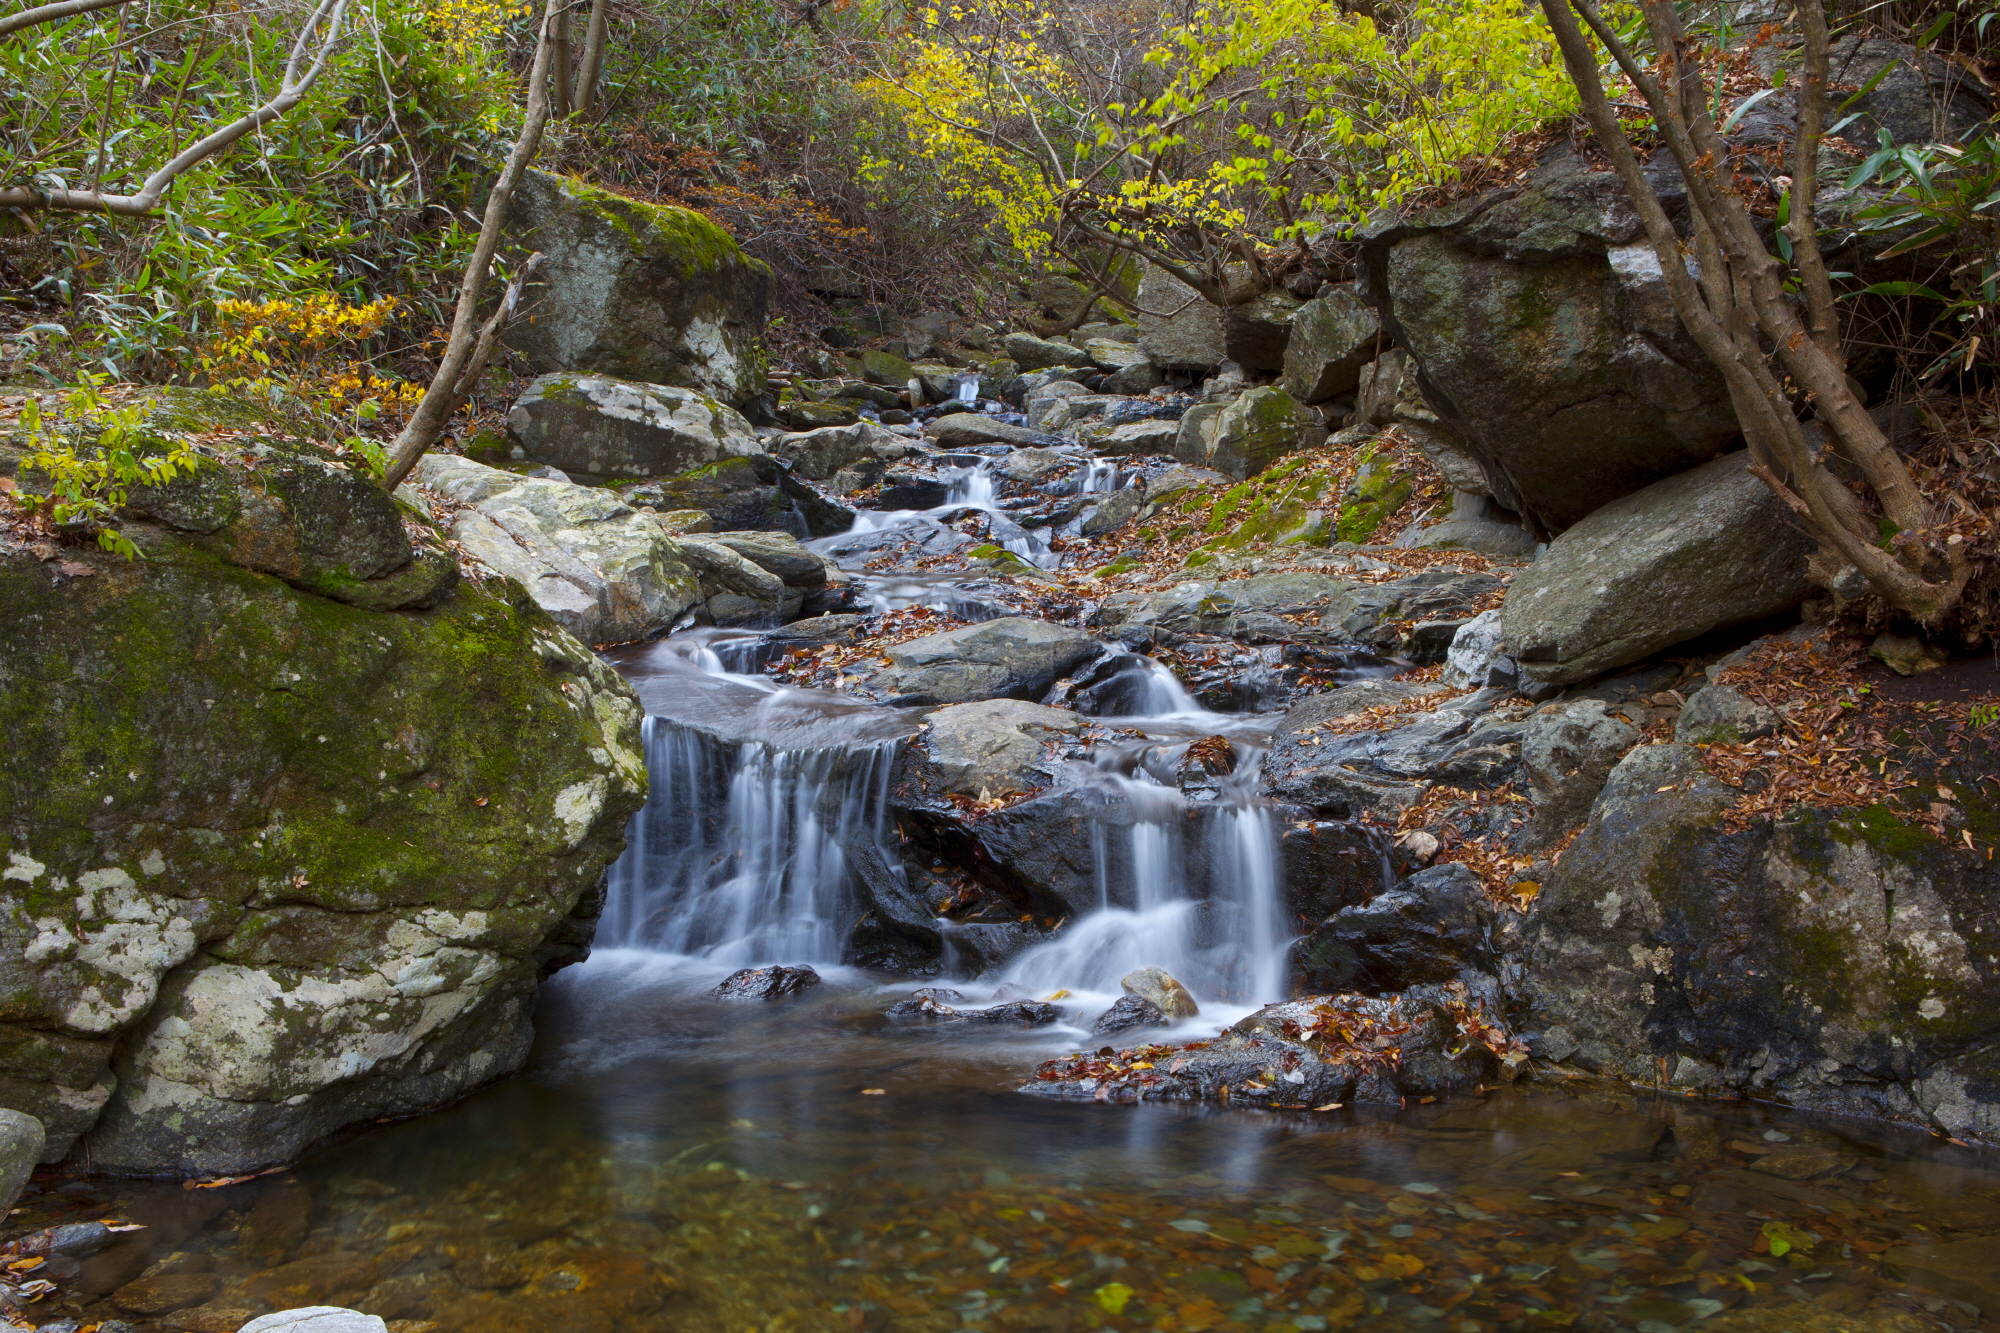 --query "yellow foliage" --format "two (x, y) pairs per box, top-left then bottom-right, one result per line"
(200, 295), (419, 418)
